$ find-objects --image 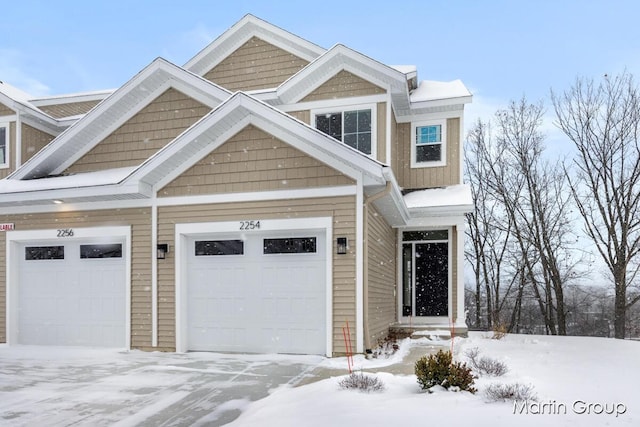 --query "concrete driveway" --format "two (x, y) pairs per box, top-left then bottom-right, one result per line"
(0, 345), (323, 426)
